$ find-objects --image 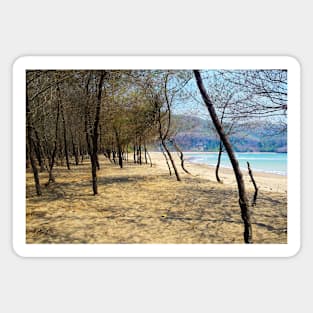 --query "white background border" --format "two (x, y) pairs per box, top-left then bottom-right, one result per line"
(13, 56), (300, 257)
